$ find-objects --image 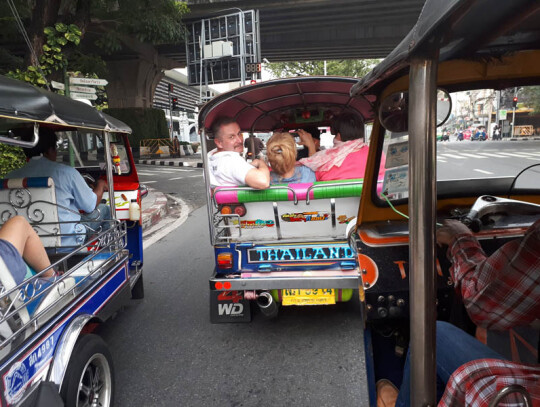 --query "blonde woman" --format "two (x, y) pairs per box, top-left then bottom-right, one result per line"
(266, 132), (316, 184)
